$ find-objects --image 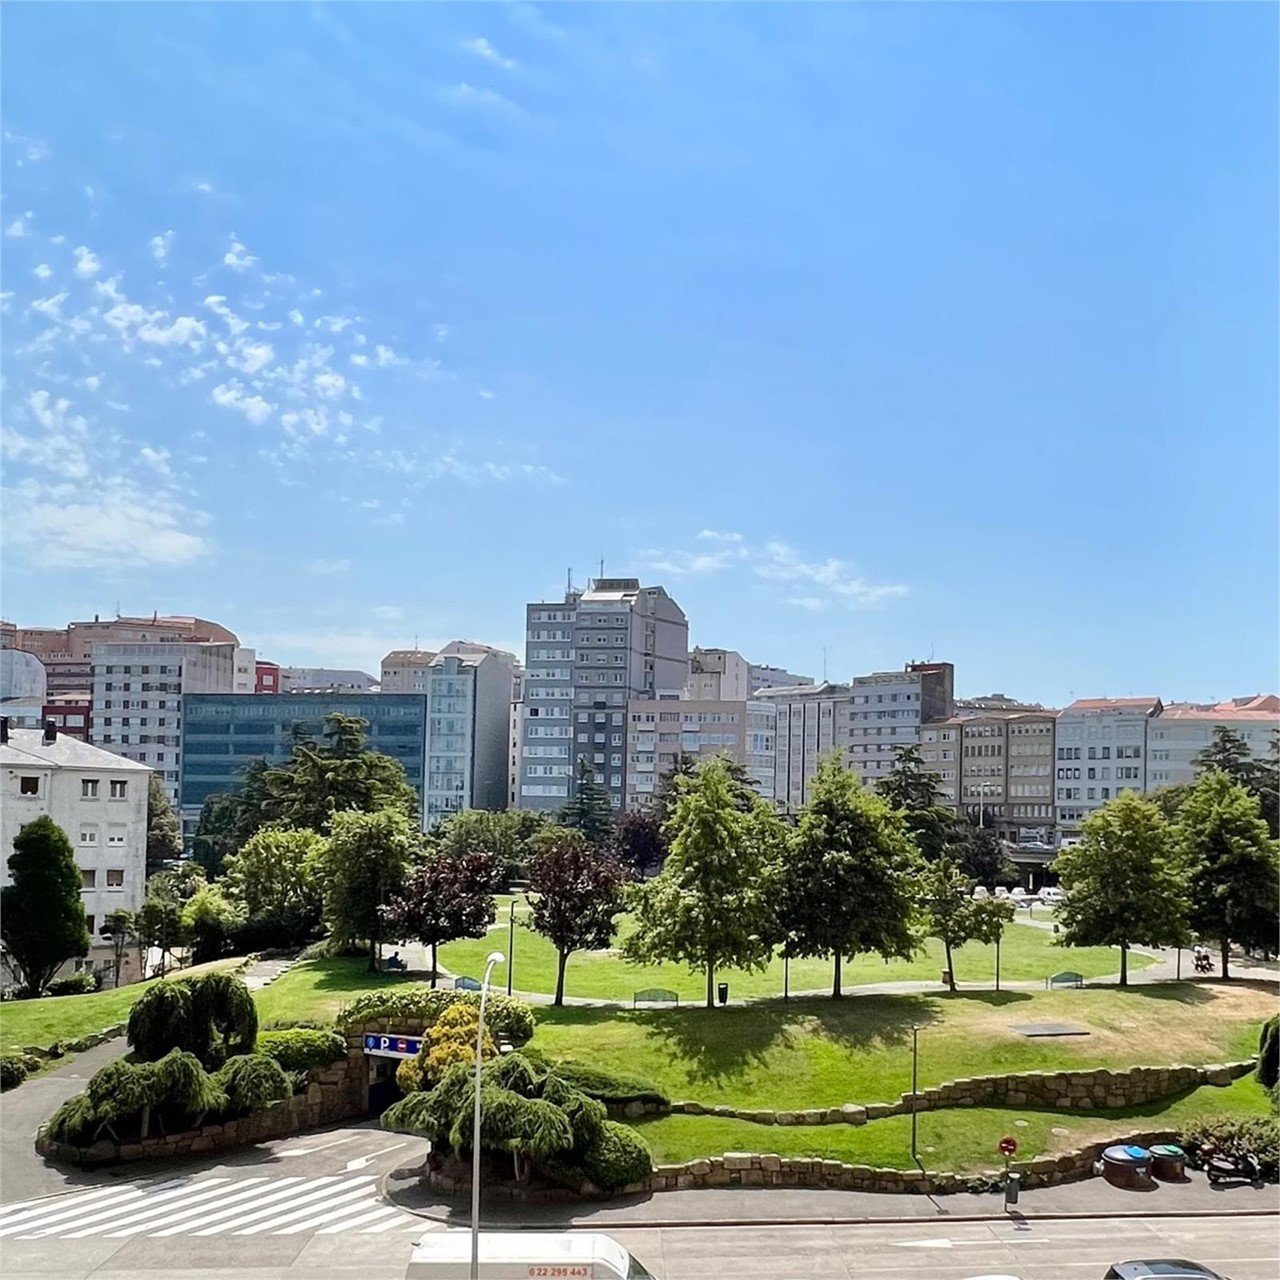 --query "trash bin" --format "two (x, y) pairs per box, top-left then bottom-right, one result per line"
(717, 982), (729, 1005)
(1101, 1144), (1152, 1190)
(940, 969), (953, 987)
(1004, 1171), (1020, 1207)
(1150, 1143), (1186, 1181)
